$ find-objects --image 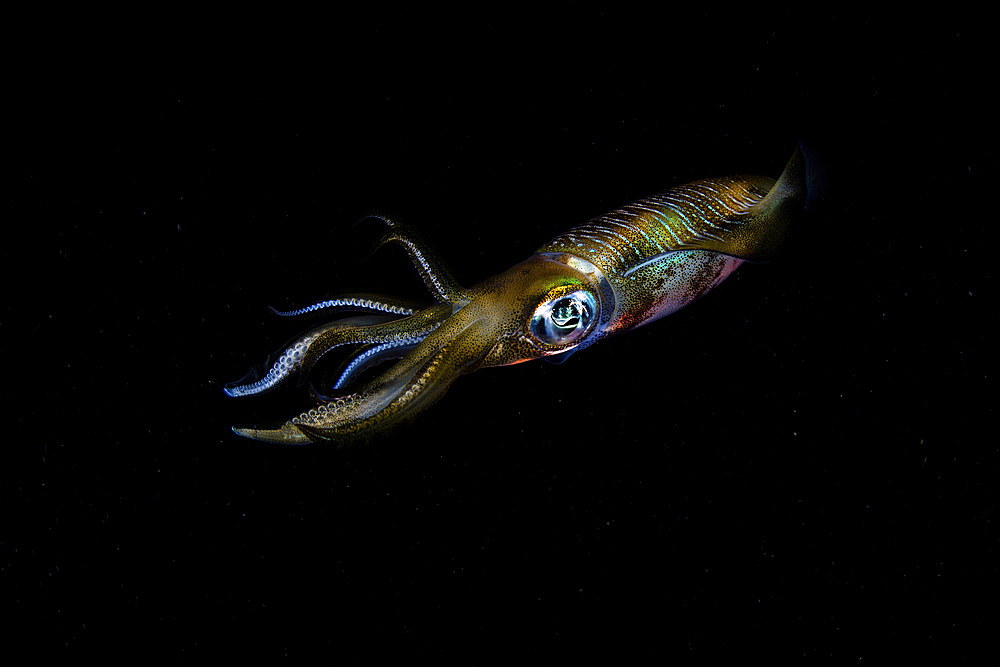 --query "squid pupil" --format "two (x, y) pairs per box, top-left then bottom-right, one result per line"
(530, 289), (596, 346)
(551, 298), (587, 330)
